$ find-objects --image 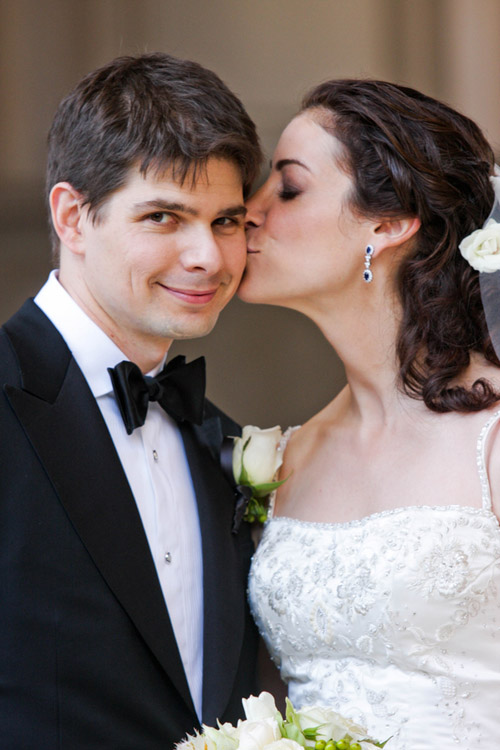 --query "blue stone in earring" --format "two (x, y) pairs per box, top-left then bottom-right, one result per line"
(363, 244), (374, 283)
